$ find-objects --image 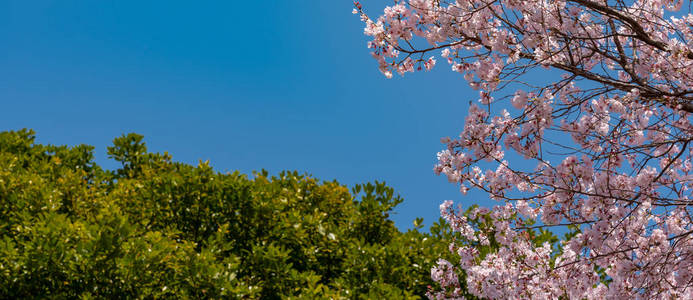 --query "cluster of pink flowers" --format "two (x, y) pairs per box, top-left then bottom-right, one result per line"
(357, 0), (693, 298)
